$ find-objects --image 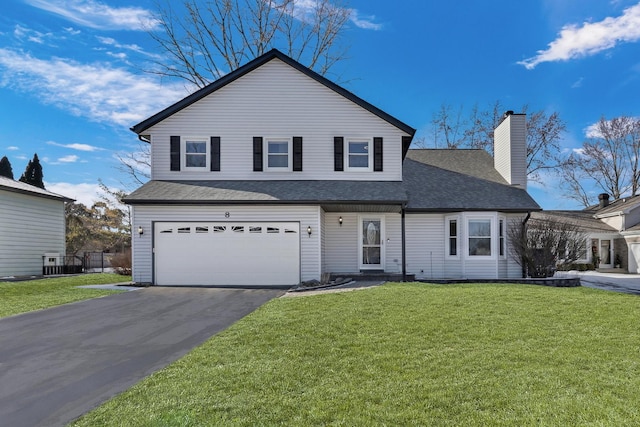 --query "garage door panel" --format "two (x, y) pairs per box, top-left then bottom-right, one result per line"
(154, 222), (300, 286)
